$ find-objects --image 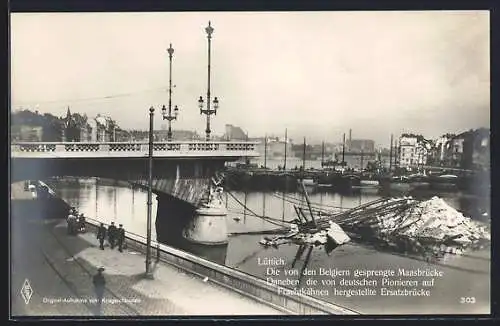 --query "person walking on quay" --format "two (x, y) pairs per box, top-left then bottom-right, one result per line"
(92, 267), (106, 316)
(97, 223), (107, 250)
(108, 222), (117, 249)
(117, 224), (125, 253)
(78, 214), (86, 233)
(67, 209), (77, 235)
